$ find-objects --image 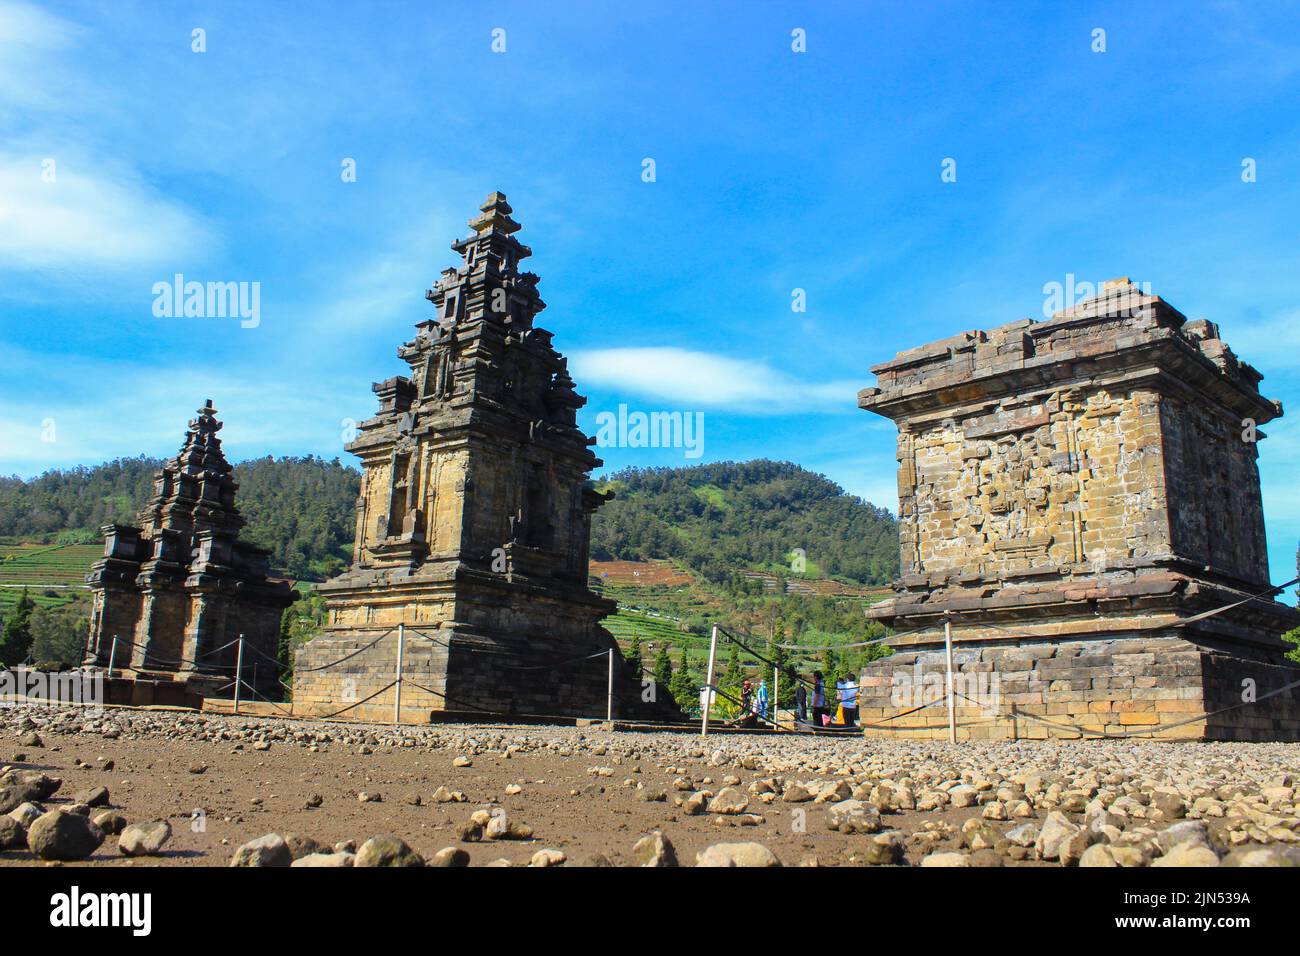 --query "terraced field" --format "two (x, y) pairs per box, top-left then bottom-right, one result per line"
(0, 541), (98, 611)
